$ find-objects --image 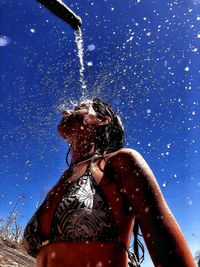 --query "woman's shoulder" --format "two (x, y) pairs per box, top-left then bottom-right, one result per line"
(104, 148), (152, 181)
(106, 148), (144, 165)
